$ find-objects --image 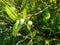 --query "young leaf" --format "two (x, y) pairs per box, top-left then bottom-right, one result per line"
(42, 9), (50, 23)
(22, 8), (27, 19)
(44, 13), (50, 20)
(12, 20), (19, 31)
